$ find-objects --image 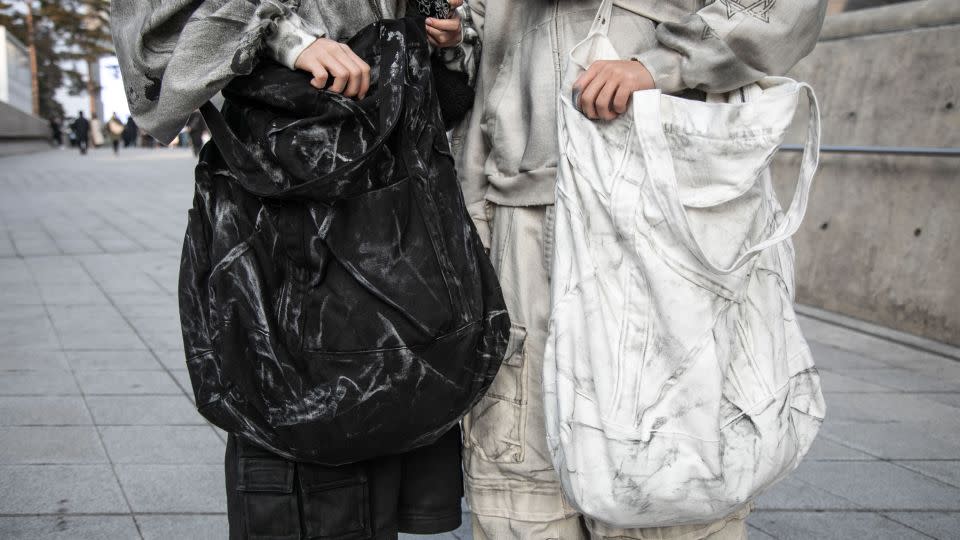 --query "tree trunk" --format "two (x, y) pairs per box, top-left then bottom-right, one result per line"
(86, 57), (99, 121)
(24, 4), (41, 116)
